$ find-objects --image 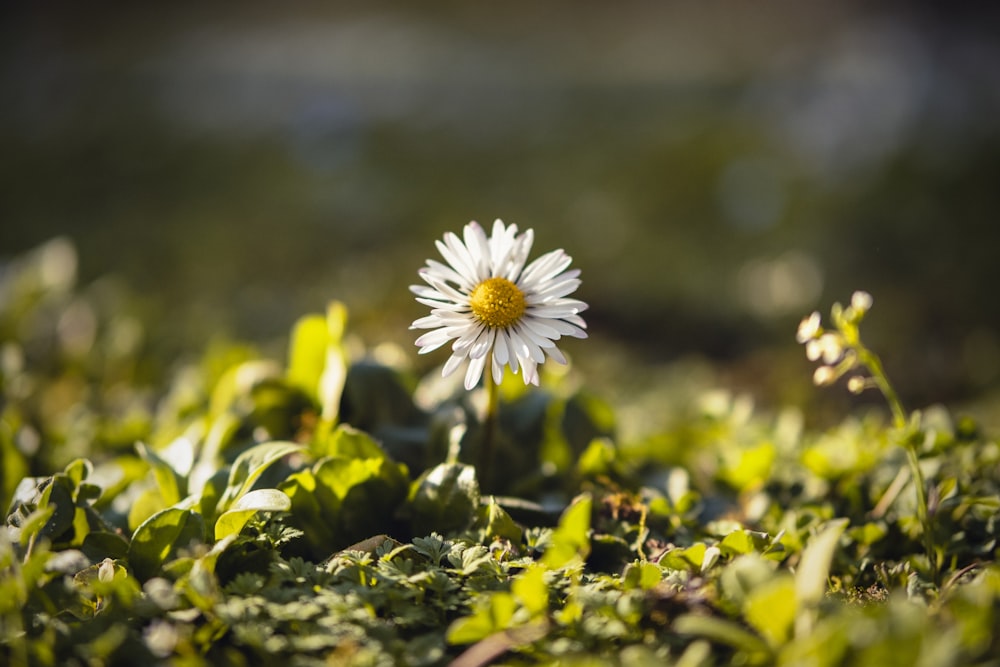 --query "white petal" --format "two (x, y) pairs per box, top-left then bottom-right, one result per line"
(519, 249), (572, 286)
(427, 310), (475, 324)
(491, 355), (504, 384)
(527, 277), (582, 301)
(500, 331), (520, 374)
(421, 267), (473, 302)
(562, 313), (588, 330)
(521, 317), (563, 341)
(414, 328), (457, 352)
(489, 219), (518, 273)
(469, 327), (496, 360)
(464, 354), (487, 390)
(503, 228), (534, 281)
(513, 321), (556, 349)
(415, 298), (469, 312)
(411, 314), (447, 329)
(442, 353), (465, 378)
(535, 317), (586, 338)
(525, 303), (585, 319)
(493, 331), (509, 365)
(545, 345), (567, 365)
(463, 222), (491, 277)
(410, 284), (443, 298)
(521, 360), (539, 386)
(436, 234), (476, 281)
(452, 323), (487, 355)
(421, 259), (469, 290)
